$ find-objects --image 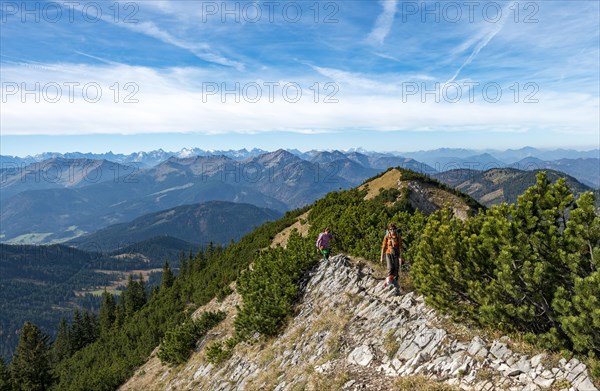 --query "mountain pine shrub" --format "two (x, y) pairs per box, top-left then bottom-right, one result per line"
(412, 172), (599, 359)
(235, 230), (316, 338)
(157, 311), (225, 366)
